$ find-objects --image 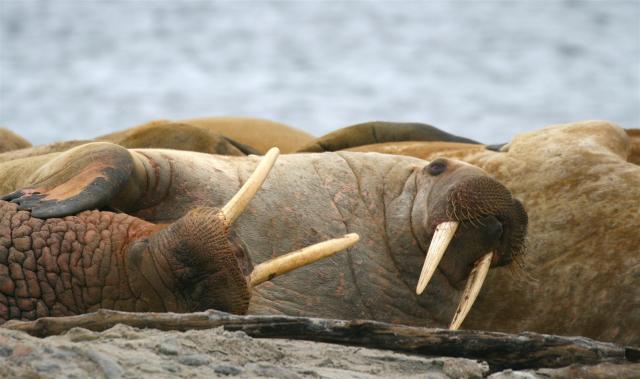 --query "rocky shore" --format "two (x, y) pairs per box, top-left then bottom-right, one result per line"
(1, 310), (638, 378)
